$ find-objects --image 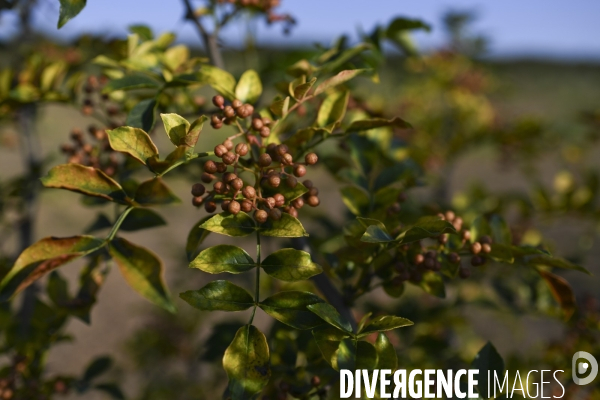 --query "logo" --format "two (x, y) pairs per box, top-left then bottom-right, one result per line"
(572, 351), (598, 385)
